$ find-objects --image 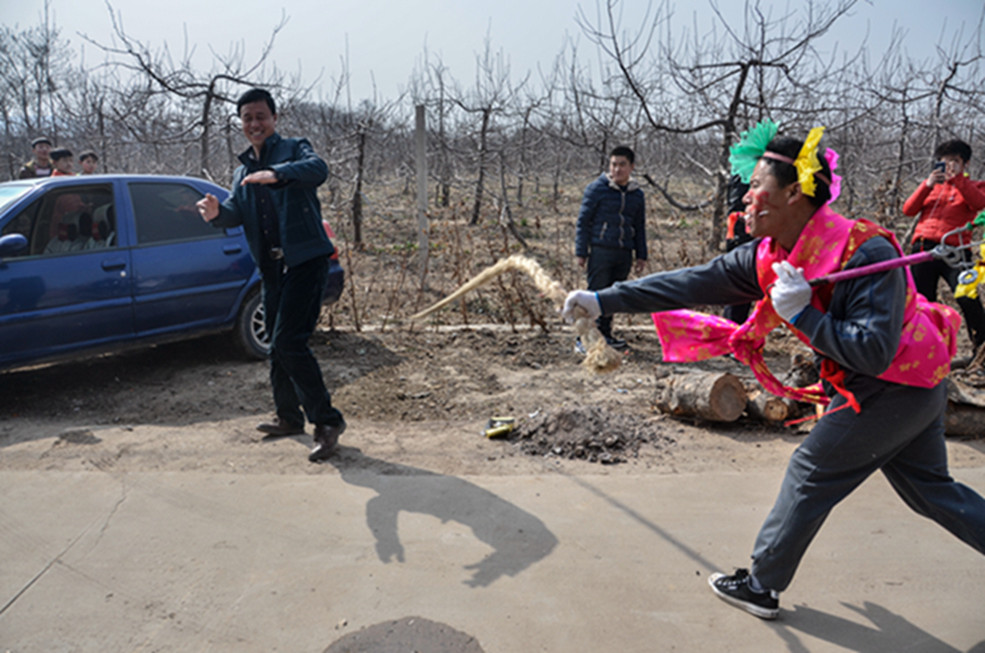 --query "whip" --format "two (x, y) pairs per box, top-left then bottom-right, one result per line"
(808, 219), (985, 287)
